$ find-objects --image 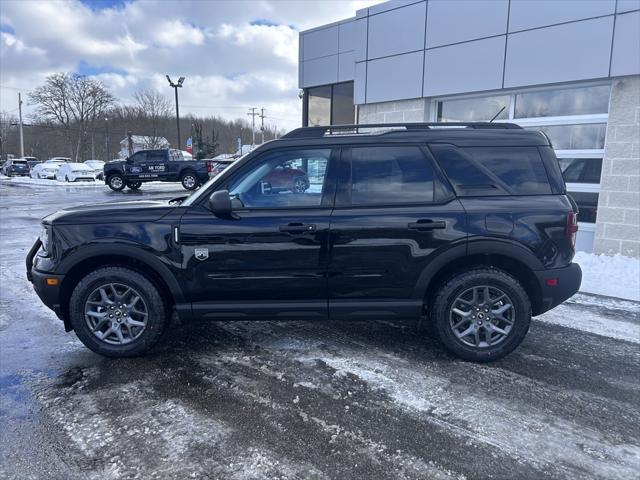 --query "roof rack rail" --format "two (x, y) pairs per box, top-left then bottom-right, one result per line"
(281, 122), (522, 139)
